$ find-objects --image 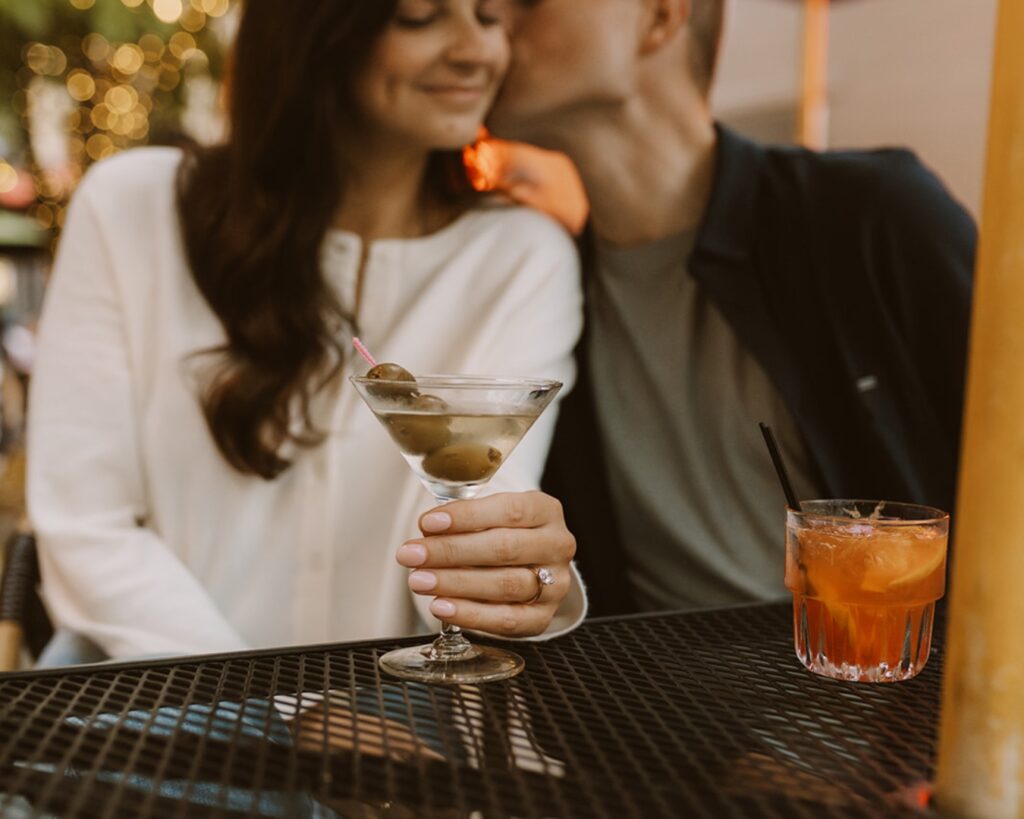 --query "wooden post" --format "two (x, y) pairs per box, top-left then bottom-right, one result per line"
(934, 1), (1024, 816)
(798, 0), (830, 149)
